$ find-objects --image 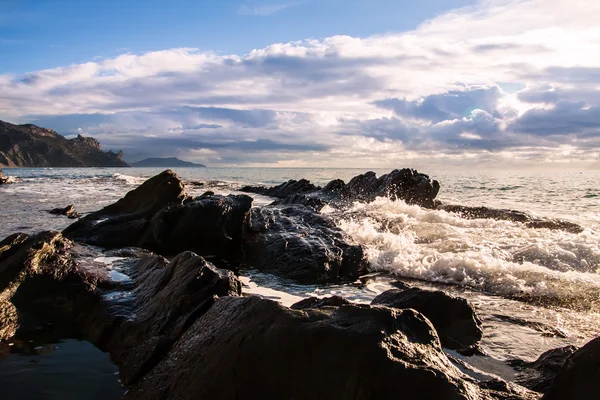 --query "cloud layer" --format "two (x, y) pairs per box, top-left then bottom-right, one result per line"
(1, 0), (599, 167)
